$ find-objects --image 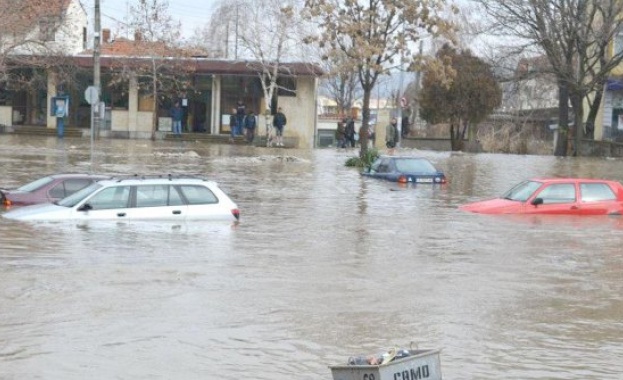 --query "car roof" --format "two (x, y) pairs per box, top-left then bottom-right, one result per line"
(378, 155), (430, 160)
(47, 173), (110, 179)
(530, 177), (621, 184)
(98, 175), (215, 186)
